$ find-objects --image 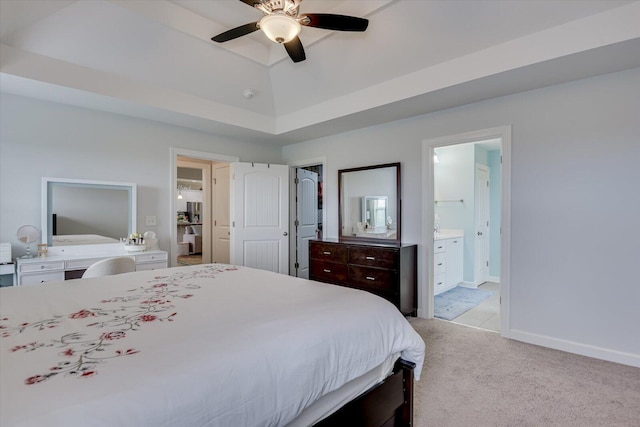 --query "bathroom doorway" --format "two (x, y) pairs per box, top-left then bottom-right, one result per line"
(422, 126), (512, 337)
